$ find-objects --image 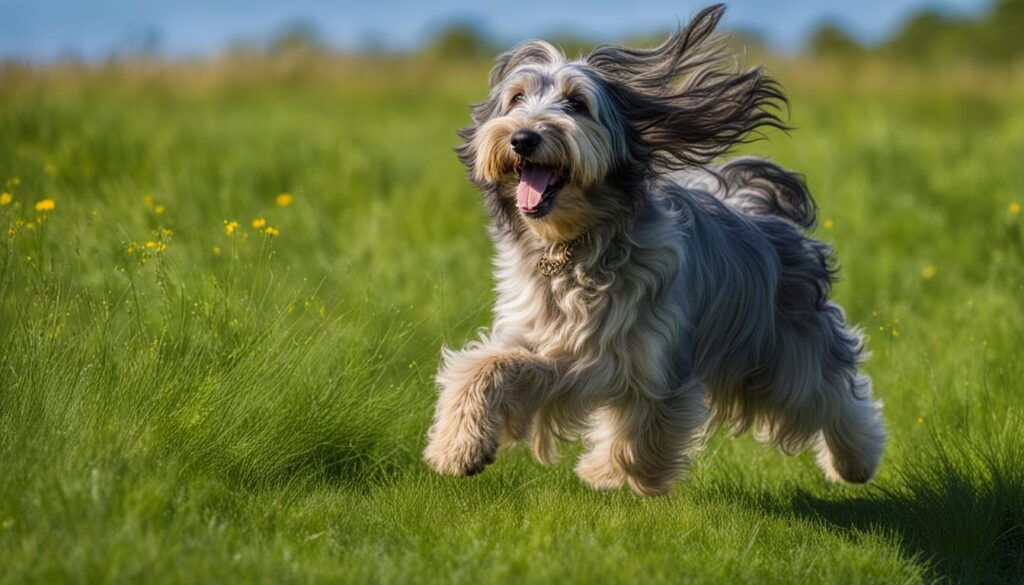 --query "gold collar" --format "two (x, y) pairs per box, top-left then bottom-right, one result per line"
(538, 234), (587, 277)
